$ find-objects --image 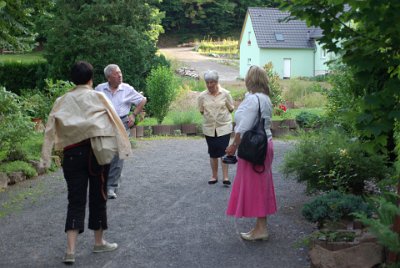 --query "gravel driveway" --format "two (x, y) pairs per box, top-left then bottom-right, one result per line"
(0, 138), (313, 268)
(160, 47), (239, 82)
